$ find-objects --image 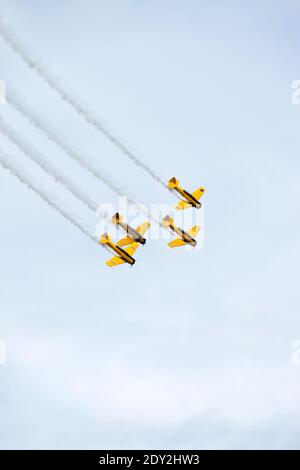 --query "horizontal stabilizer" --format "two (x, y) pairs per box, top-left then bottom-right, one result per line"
(168, 177), (180, 189)
(112, 212), (123, 224)
(187, 225), (201, 238)
(168, 238), (187, 248)
(99, 232), (112, 244)
(174, 200), (193, 210)
(192, 187), (206, 201)
(135, 221), (151, 236)
(162, 215), (174, 227)
(106, 256), (126, 267)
